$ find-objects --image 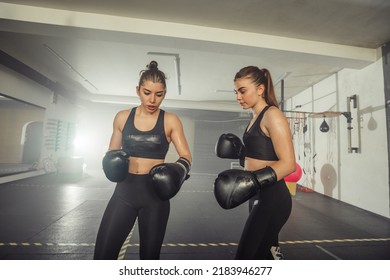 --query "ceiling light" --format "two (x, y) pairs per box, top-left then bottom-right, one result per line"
(215, 89), (234, 93)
